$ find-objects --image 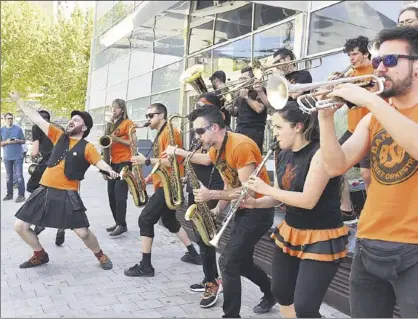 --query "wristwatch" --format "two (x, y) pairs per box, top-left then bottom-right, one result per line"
(145, 158), (151, 166)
